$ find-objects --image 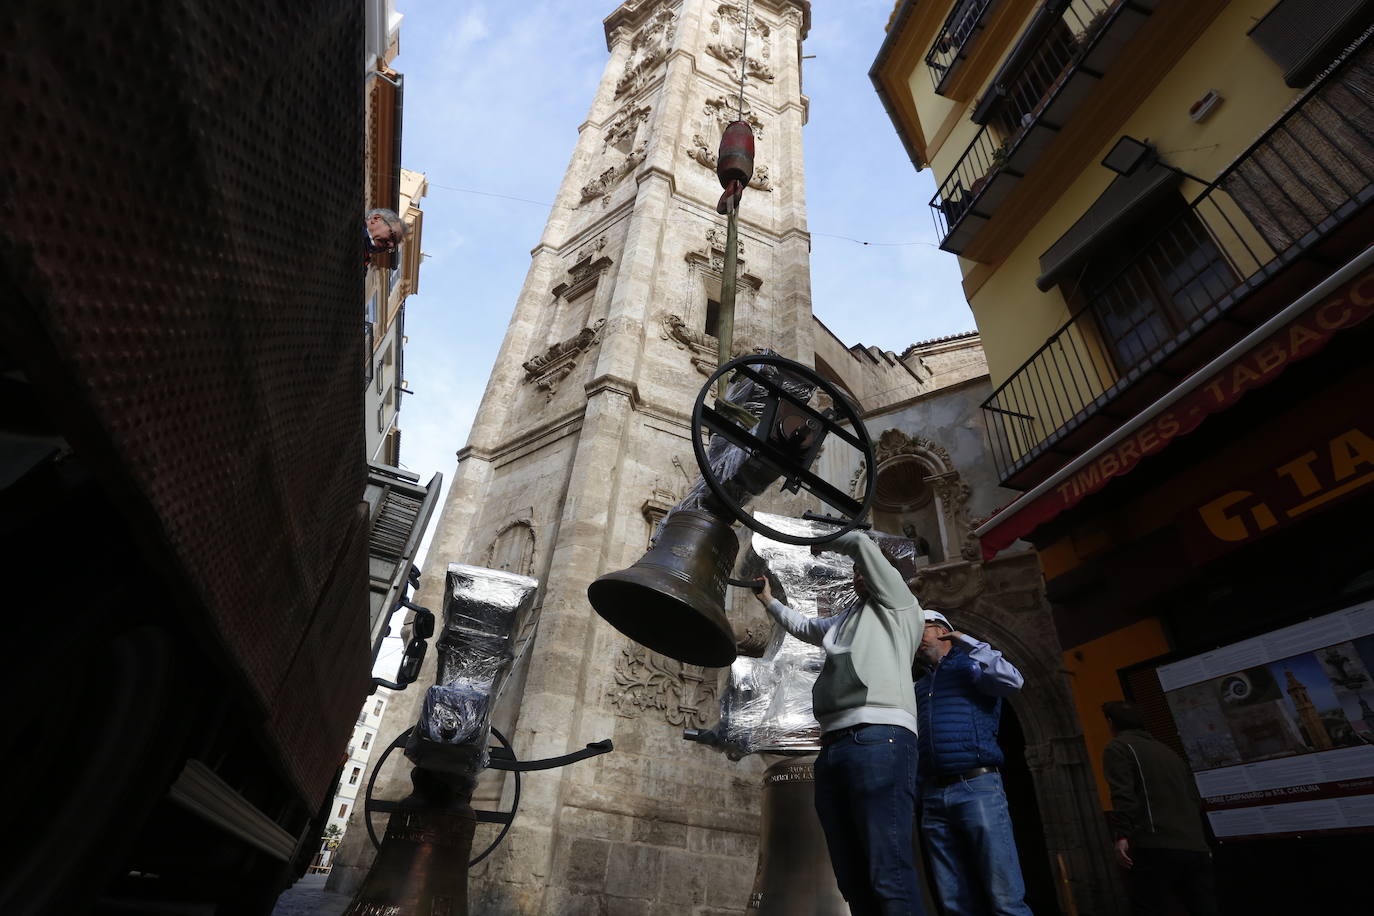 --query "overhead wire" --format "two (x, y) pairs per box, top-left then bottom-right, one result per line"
(424, 180), (942, 249)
